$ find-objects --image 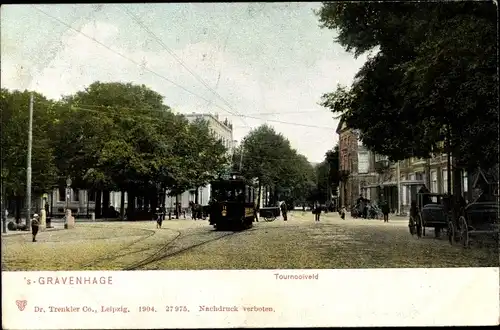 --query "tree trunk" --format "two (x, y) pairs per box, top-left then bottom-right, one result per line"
(151, 189), (158, 218)
(194, 187), (199, 205)
(95, 190), (102, 218)
(15, 195), (21, 223)
(120, 190), (125, 220)
(175, 194), (180, 219)
(257, 181), (262, 210)
(102, 190), (110, 218)
(127, 191), (135, 221)
(86, 189), (91, 218)
(425, 158), (431, 188)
